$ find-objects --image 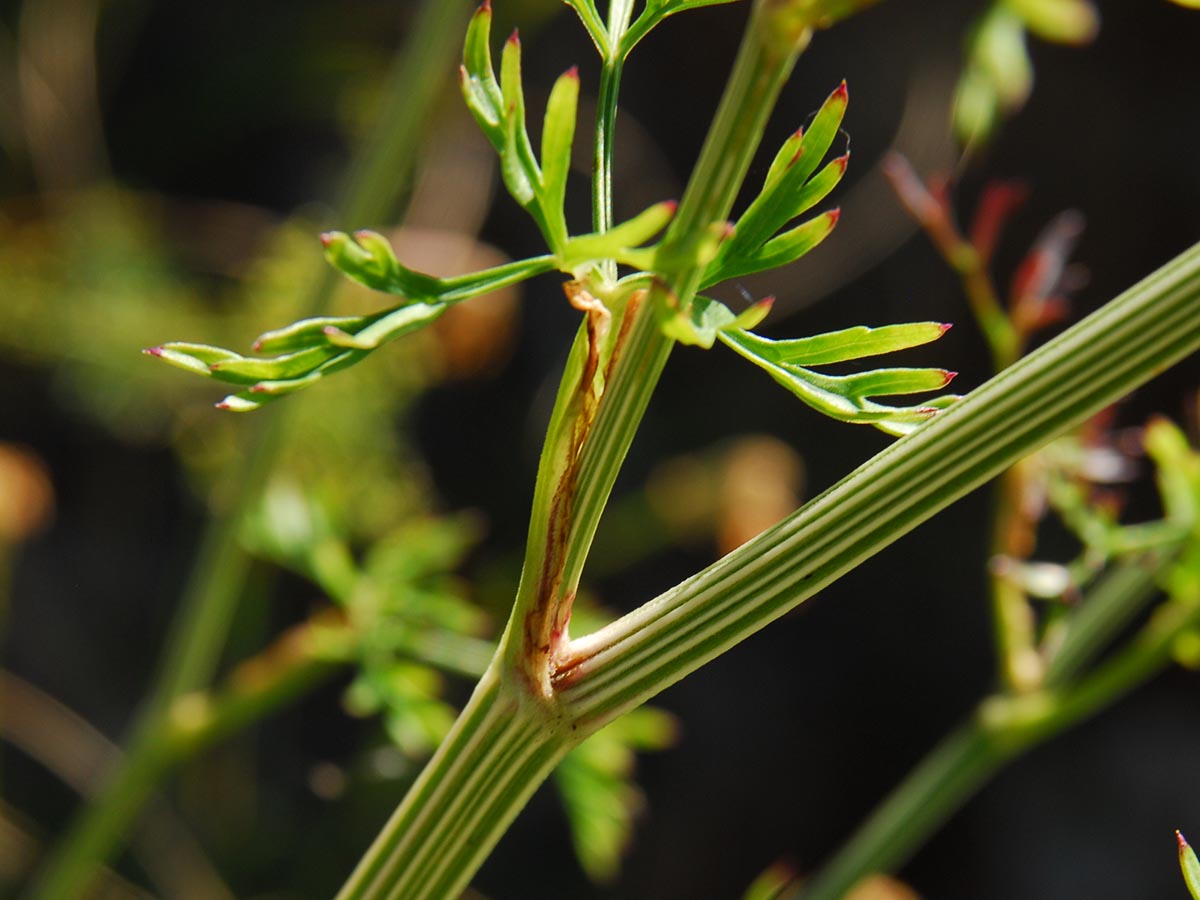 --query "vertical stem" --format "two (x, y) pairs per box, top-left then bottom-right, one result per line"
(23, 5), (471, 899)
(339, 3), (821, 895)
